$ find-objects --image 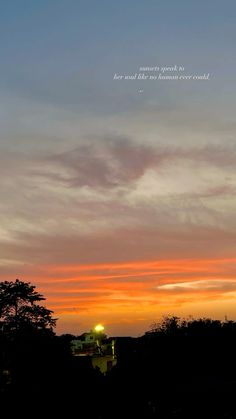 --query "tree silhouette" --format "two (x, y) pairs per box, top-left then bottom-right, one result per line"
(0, 279), (56, 333)
(148, 315), (181, 335)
